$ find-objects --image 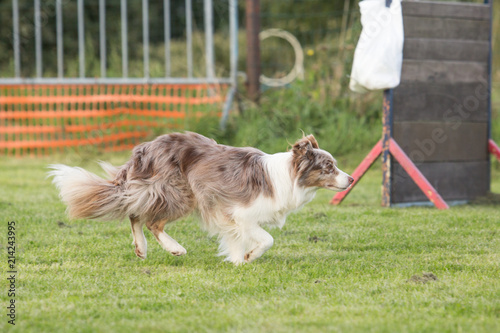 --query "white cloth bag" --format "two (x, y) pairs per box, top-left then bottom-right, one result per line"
(349, 0), (404, 93)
